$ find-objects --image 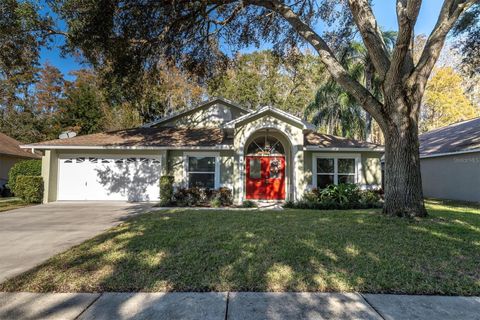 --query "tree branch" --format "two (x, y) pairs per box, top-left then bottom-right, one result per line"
(246, 0), (389, 131)
(411, 0), (476, 92)
(347, 0), (391, 79)
(386, 0), (422, 85)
